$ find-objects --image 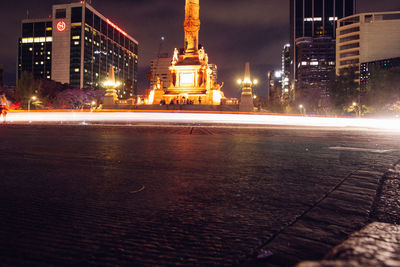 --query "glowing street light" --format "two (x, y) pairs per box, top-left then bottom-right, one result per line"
(299, 104), (306, 115)
(28, 96), (37, 112)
